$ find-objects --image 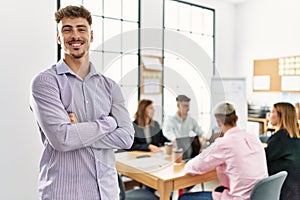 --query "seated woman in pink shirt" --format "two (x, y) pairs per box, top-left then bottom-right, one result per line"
(181, 102), (268, 200)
